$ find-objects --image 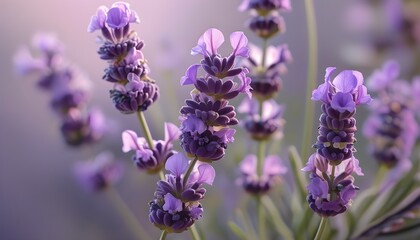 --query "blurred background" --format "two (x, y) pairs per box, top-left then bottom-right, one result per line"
(1, 0), (419, 239)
